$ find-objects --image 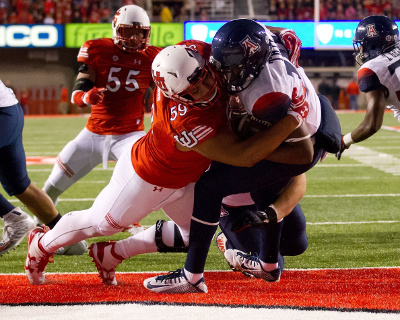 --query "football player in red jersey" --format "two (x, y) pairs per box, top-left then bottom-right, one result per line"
(24, 41), (311, 286)
(41, 5), (161, 253)
(43, 5), (160, 207)
(338, 15), (400, 158)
